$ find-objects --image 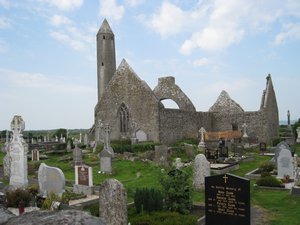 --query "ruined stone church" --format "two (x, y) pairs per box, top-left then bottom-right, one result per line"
(90, 19), (279, 145)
